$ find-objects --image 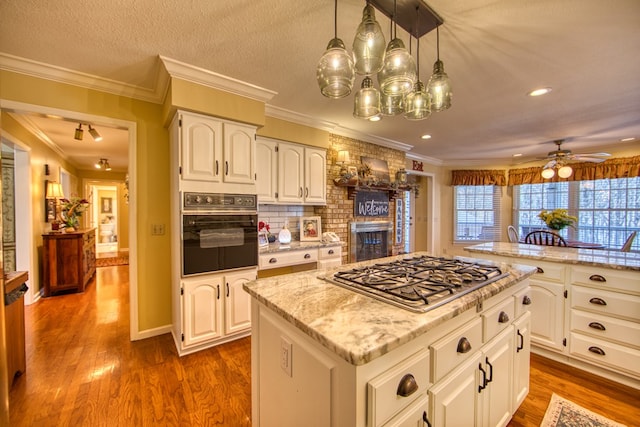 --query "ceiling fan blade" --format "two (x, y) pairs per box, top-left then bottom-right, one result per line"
(571, 156), (608, 163)
(575, 152), (611, 157)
